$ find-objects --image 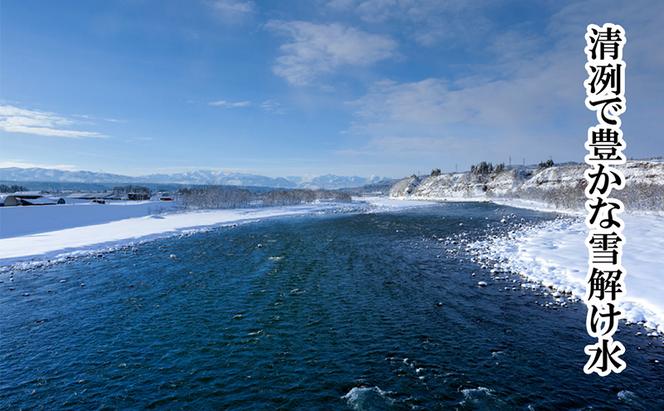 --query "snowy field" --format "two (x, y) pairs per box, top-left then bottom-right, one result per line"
(0, 201), (177, 238)
(471, 214), (664, 334)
